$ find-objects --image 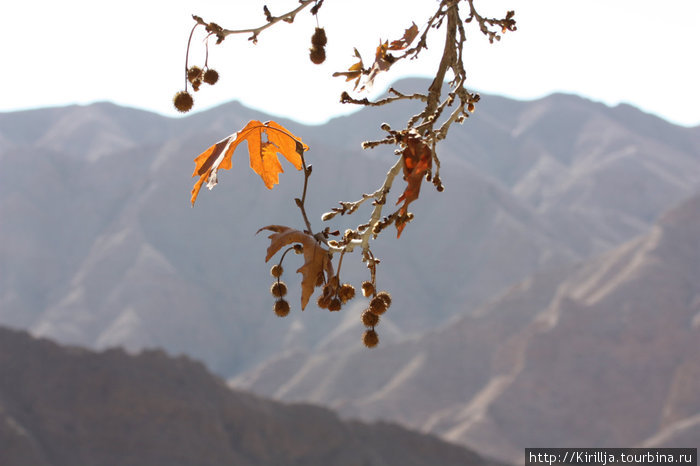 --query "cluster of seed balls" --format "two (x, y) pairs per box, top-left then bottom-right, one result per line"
(268, 264), (391, 348)
(359, 281), (391, 348)
(316, 275), (355, 311)
(173, 66), (219, 113)
(269, 264), (291, 317)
